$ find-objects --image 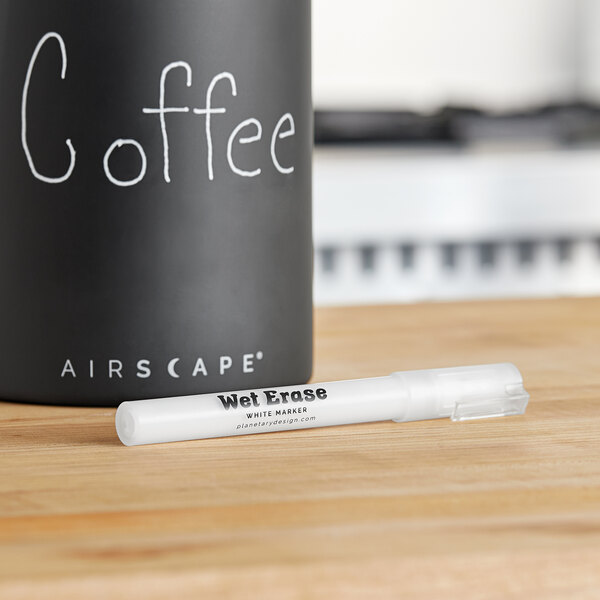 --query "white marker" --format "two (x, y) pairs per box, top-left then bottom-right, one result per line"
(116, 363), (529, 446)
